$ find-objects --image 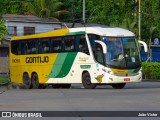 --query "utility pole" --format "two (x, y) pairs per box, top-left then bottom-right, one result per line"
(138, 0), (141, 40)
(83, 0), (85, 25)
(71, 1), (75, 28)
